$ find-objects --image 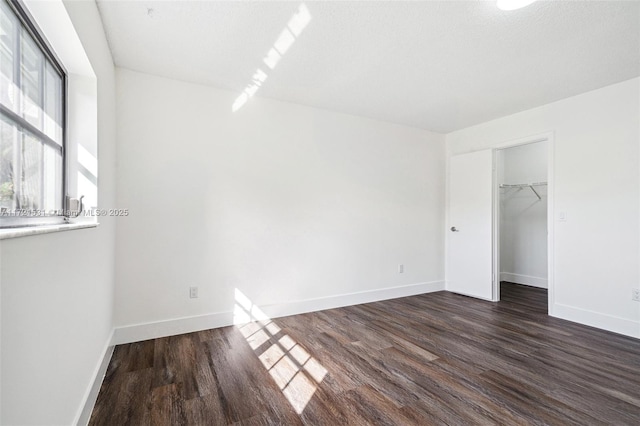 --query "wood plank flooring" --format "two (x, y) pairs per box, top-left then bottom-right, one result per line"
(90, 283), (640, 425)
